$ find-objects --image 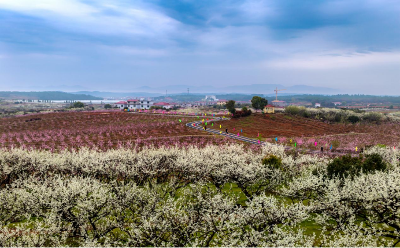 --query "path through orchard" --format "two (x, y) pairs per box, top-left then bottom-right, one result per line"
(184, 117), (354, 155)
(131, 112), (360, 156)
